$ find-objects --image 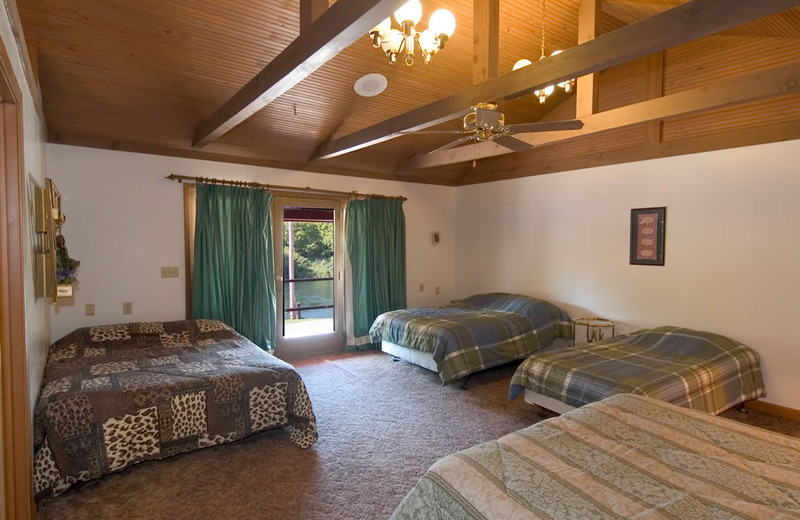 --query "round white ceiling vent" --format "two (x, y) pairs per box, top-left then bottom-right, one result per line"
(354, 73), (387, 97)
